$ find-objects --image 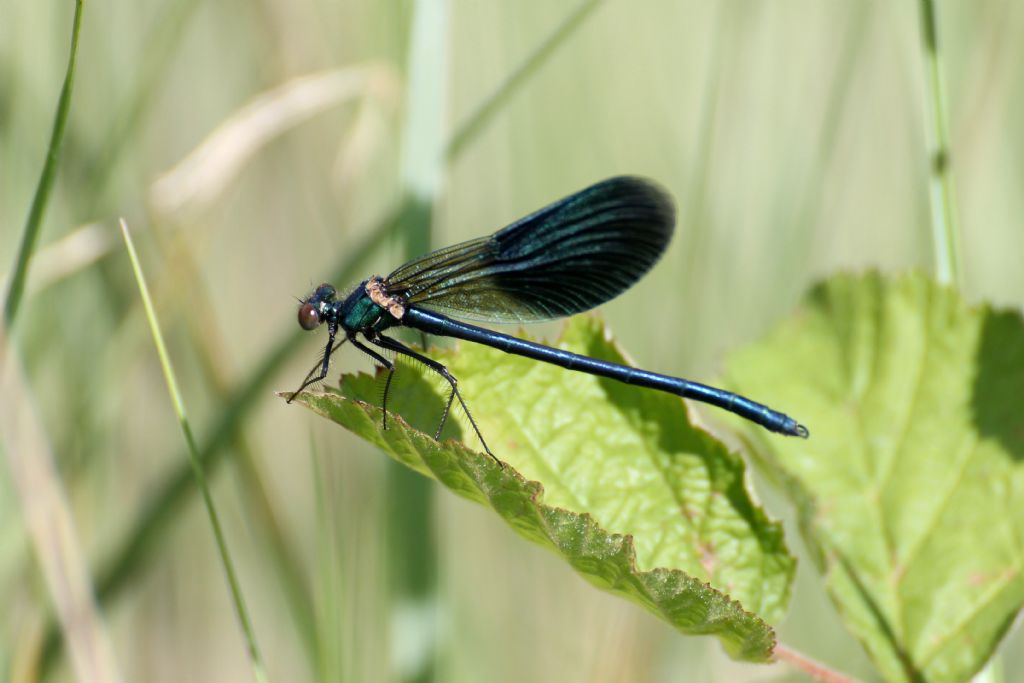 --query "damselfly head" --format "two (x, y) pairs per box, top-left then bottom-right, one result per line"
(297, 283), (337, 331)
